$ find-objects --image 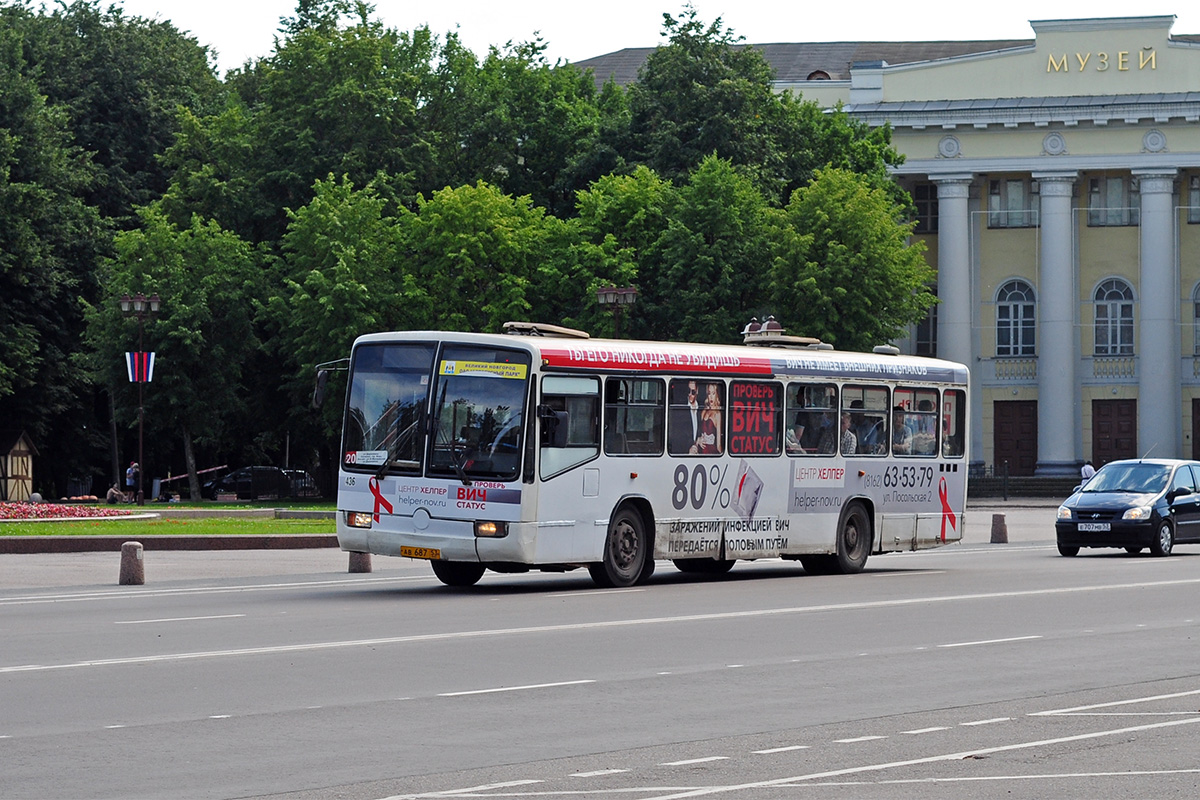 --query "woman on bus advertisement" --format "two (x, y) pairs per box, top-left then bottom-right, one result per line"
(691, 382), (723, 454)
